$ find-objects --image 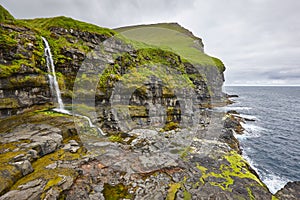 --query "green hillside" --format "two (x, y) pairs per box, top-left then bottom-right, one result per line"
(116, 23), (225, 72)
(23, 16), (115, 37)
(0, 5), (15, 22)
